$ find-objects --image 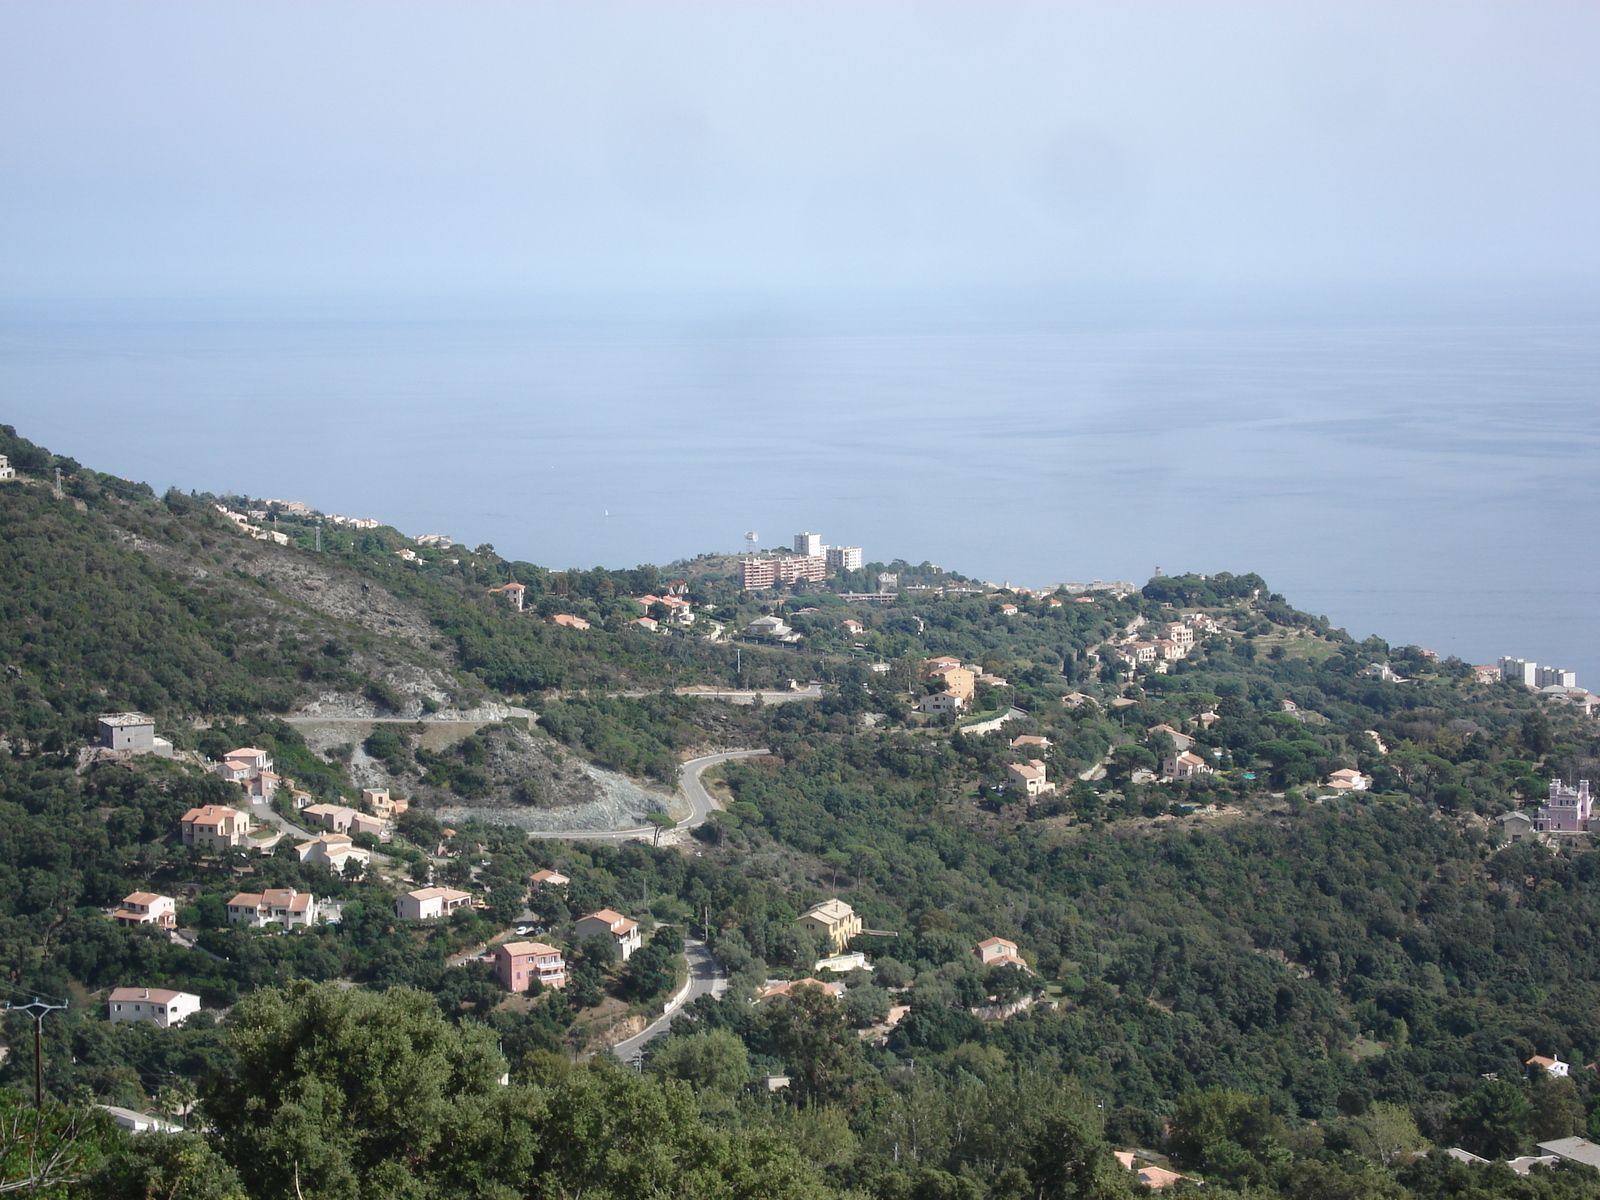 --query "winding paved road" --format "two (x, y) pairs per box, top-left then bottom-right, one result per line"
(525, 748), (770, 843)
(612, 935), (727, 1063)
